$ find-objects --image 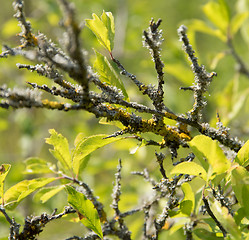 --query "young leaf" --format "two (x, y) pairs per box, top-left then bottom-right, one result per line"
(231, 12), (249, 36)
(24, 157), (54, 174)
(231, 166), (249, 218)
(34, 185), (65, 203)
(166, 63), (193, 86)
(99, 117), (124, 129)
(229, 89), (249, 122)
(0, 164), (11, 202)
(210, 51), (226, 70)
(210, 200), (241, 239)
(45, 129), (72, 172)
(187, 19), (226, 42)
(85, 11), (115, 53)
(202, 0), (230, 33)
(180, 182), (195, 216)
(66, 186), (103, 239)
(189, 135), (230, 178)
(170, 162), (207, 181)
(93, 50), (128, 99)
(168, 218), (189, 235)
(194, 228), (224, 240)
(4, 177), (56, 210)
(235, 140), (249, 167)
(72, 134), (124, 176)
